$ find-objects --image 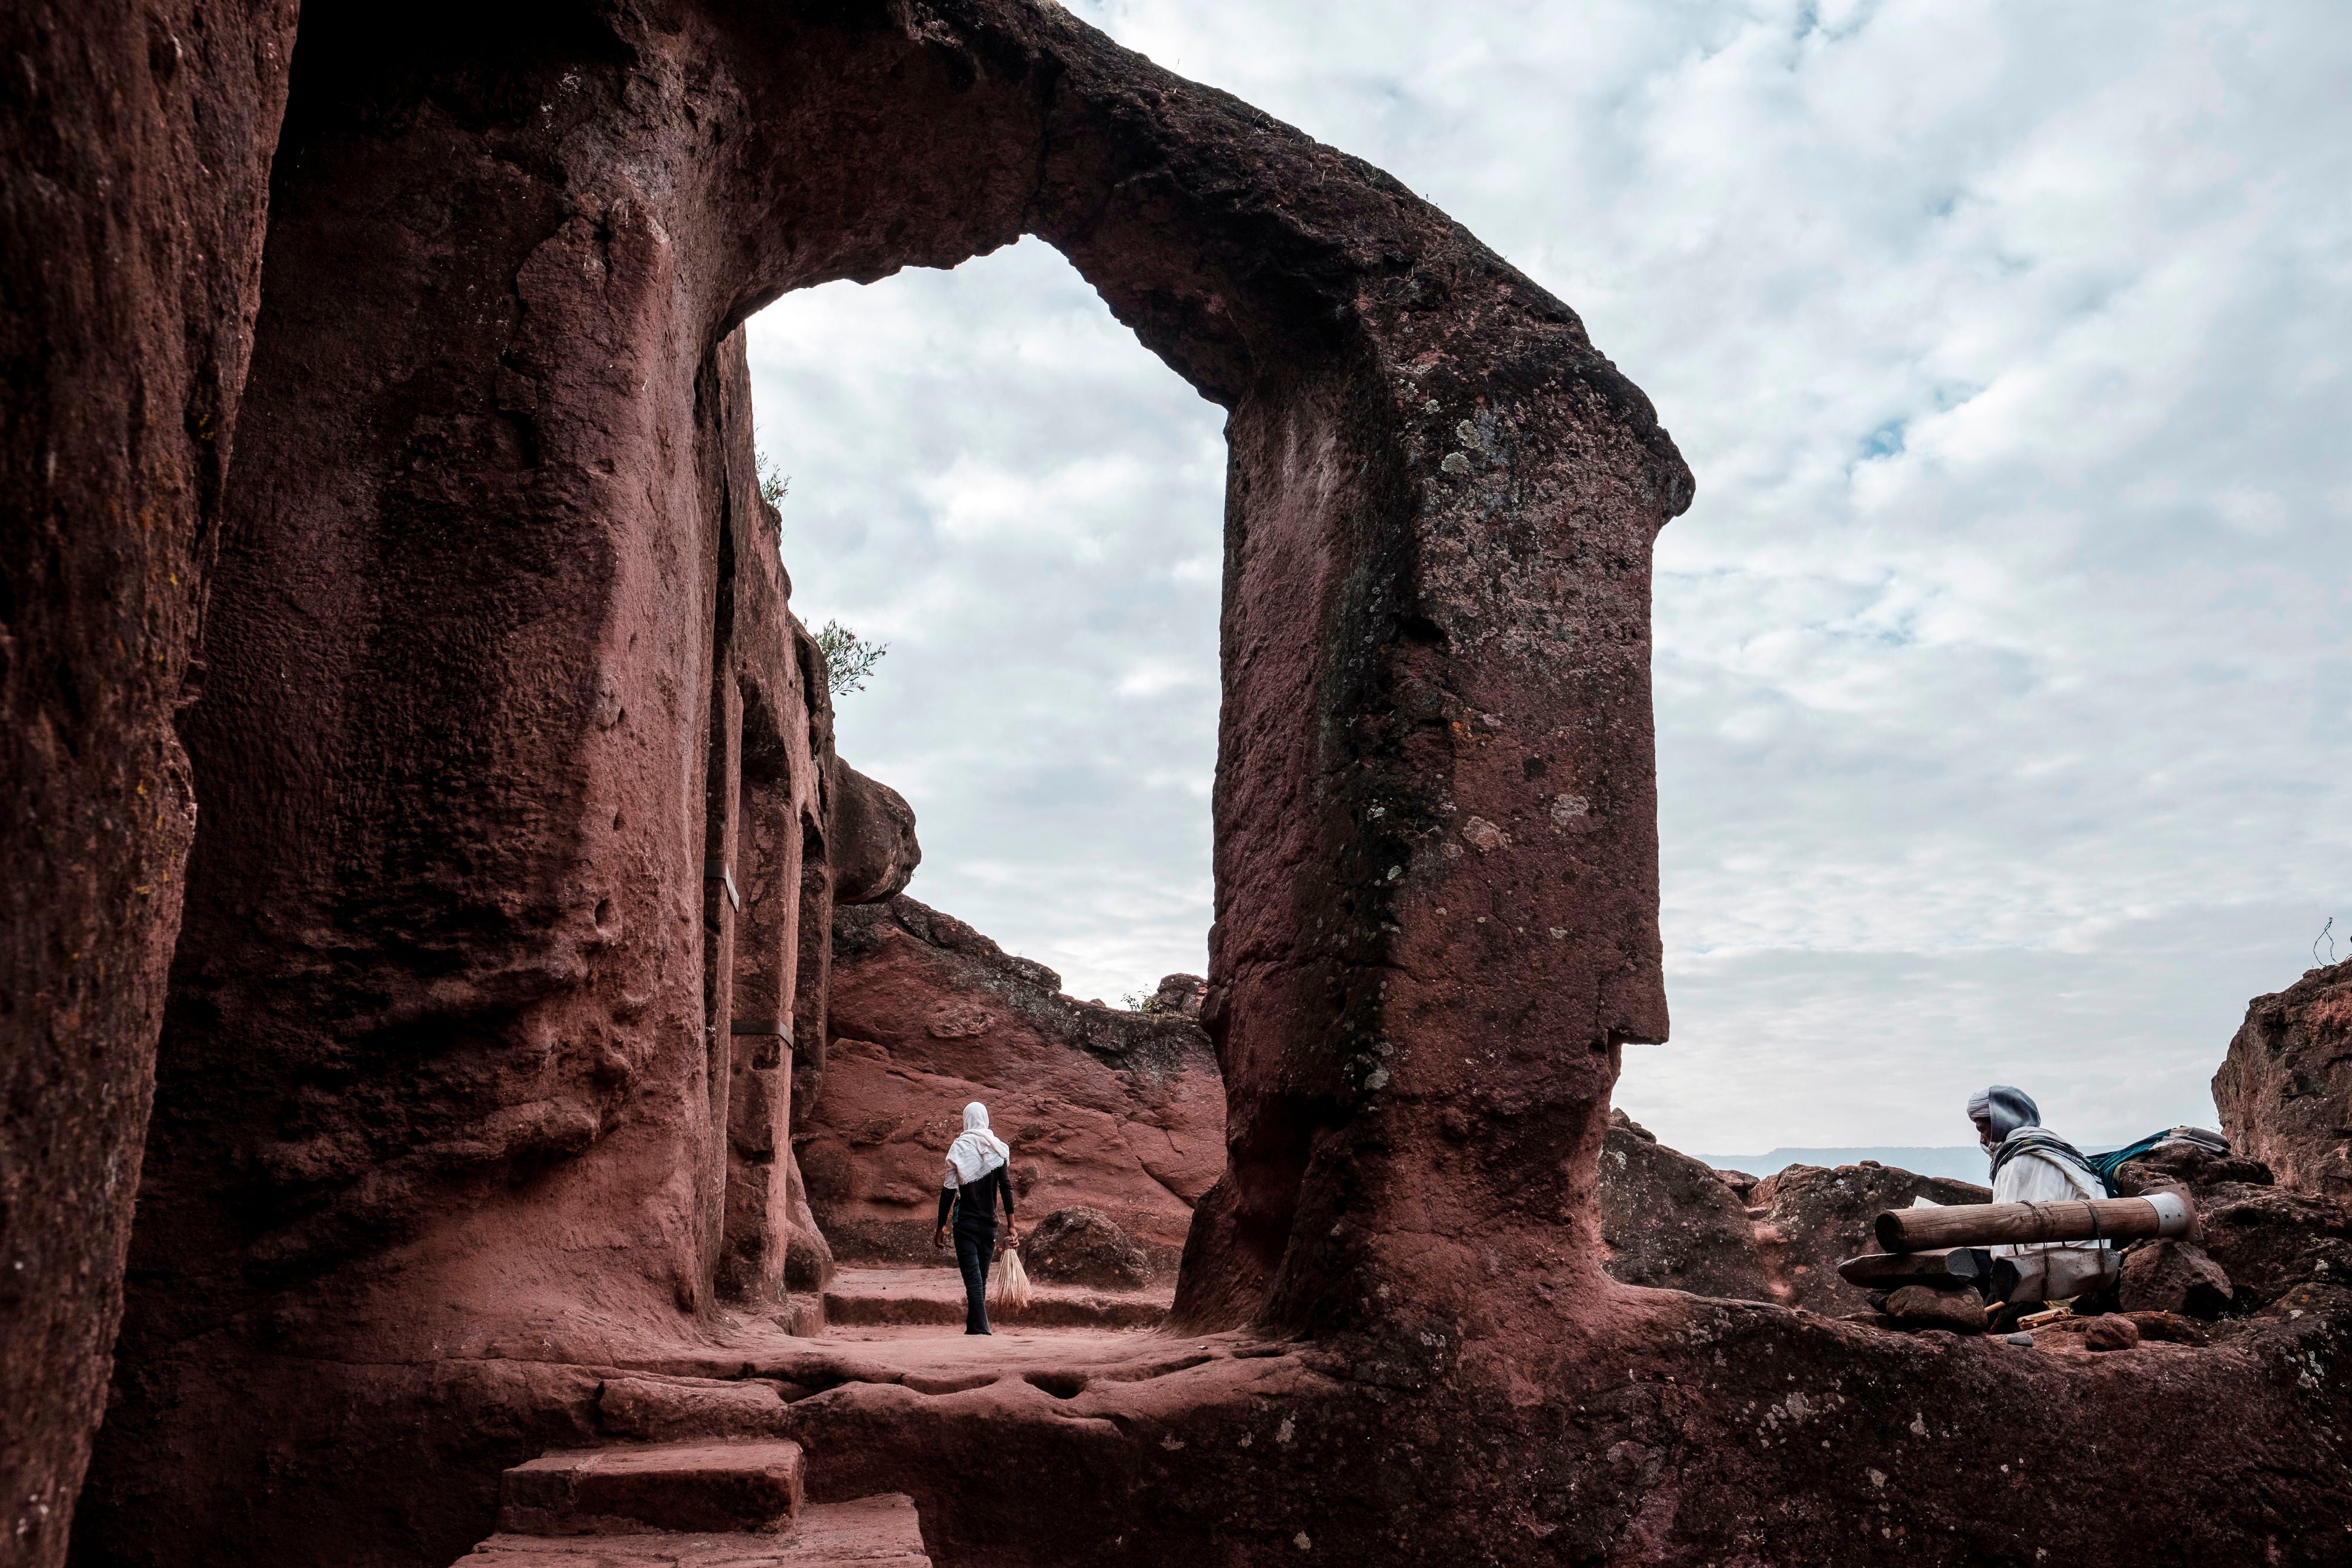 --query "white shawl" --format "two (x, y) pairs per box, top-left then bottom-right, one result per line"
(943, 1101), (1011, 1188)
